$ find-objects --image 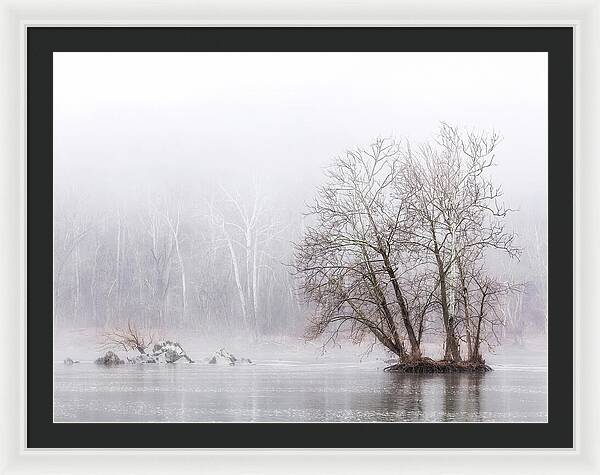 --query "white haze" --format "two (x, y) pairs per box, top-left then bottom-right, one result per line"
(54, 52), (547, 212)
